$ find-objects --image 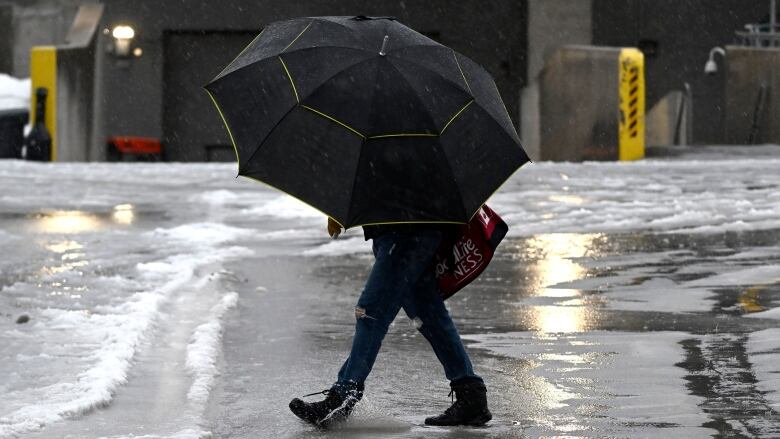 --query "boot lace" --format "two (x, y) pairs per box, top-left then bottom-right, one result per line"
(302, 389), (330, 398)
(443, 389), (466, 416)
